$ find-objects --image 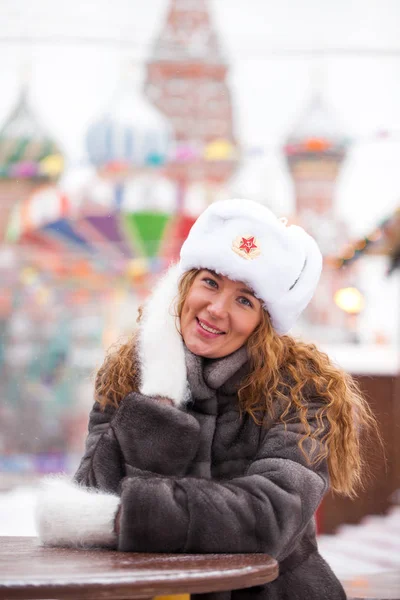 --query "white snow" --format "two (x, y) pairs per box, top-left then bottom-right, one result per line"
(0, 485), (38, 536)
(319, 343), (400, 375)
